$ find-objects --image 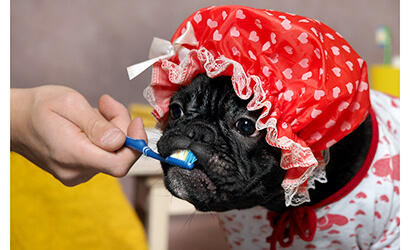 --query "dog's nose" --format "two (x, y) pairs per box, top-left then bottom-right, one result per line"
(186, 122), (217, 144)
